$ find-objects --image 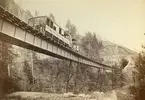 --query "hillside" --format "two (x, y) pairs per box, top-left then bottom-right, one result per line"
(100, 41), (137, 66)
